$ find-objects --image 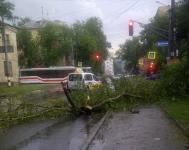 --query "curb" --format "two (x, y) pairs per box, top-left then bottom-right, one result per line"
(160, 106), (189, 139)
(81, 111), (112, 150)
